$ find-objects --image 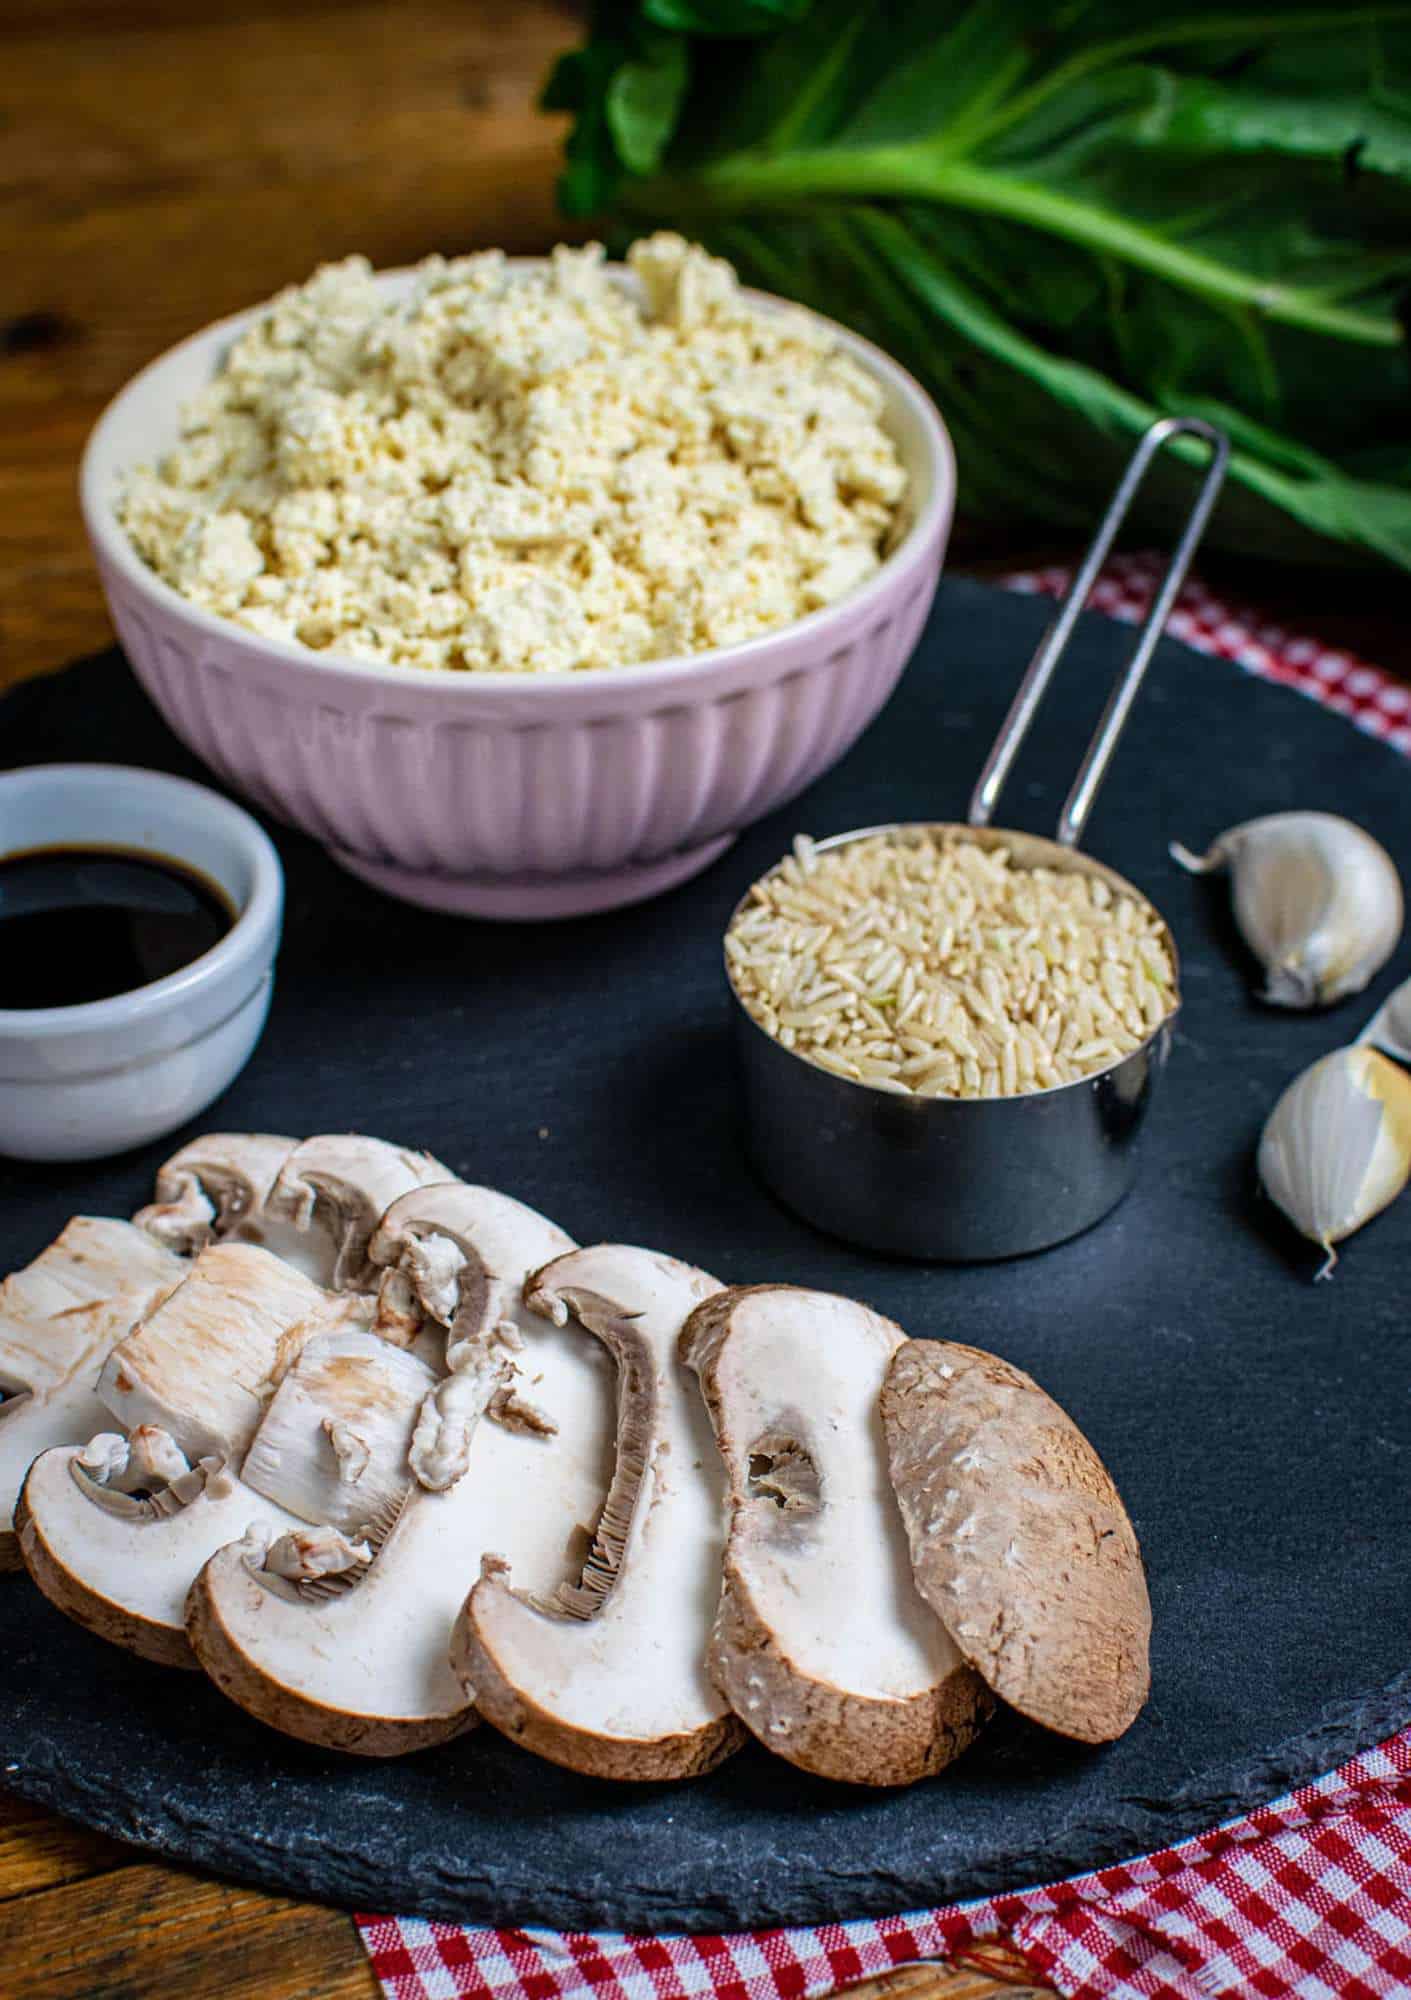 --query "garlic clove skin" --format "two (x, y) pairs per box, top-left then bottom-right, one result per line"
(1257, 1044), (1411, 1278)
(1359, 973), (1411, 1064)
(1172, 812), (1402, 1009)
